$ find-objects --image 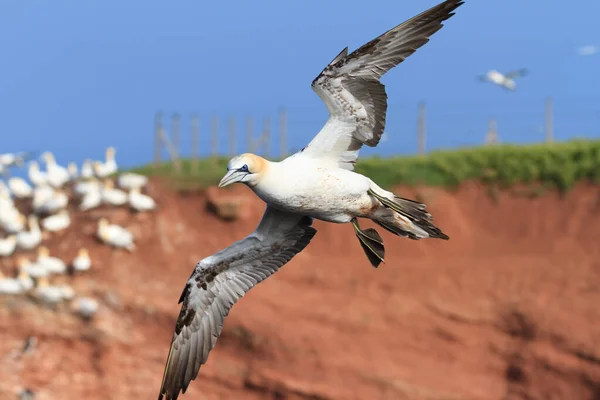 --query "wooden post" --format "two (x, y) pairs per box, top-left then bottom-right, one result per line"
(417, 102), (426, 155)
(171, 113), (180, 152)
(159, 129), (182, 172)
(246, 117), (254, 153)
(279, 108), (287, 159)
(262, 116), (271, 157)
(545, 97), (554, 143)
(191, 114), (199, 170)
(154, 111), (163, 168)
(211, 115), (219, 157)
(485, 117), (498, 145)
(228, 116), (236, 157)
